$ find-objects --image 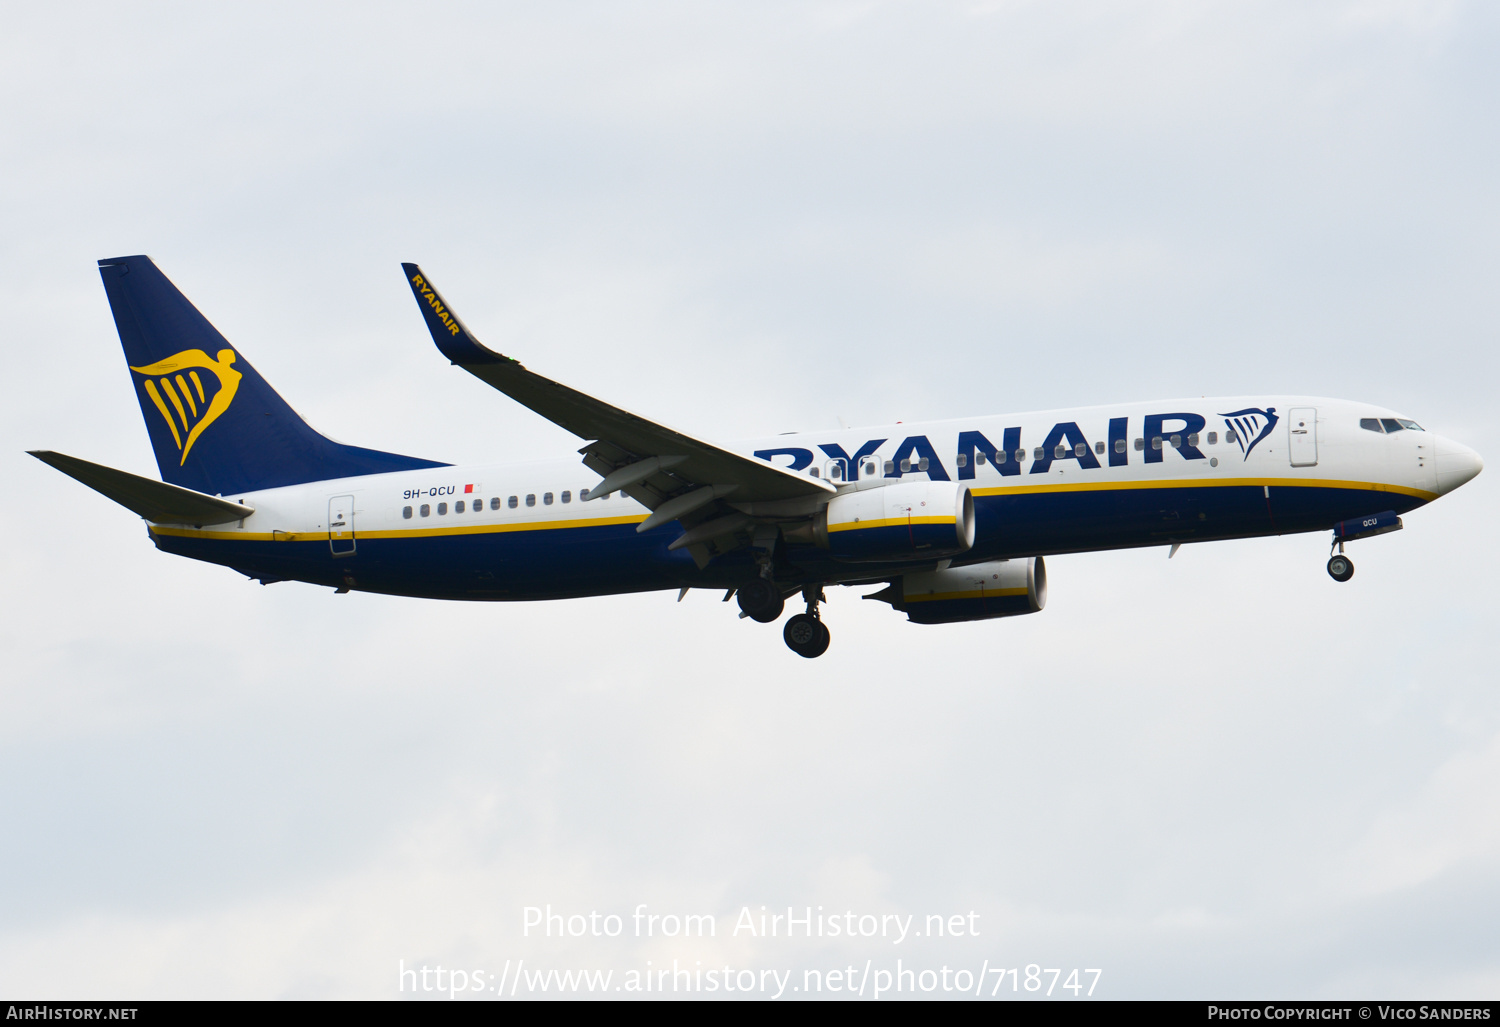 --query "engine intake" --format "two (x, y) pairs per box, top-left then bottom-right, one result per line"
(813, 481), (975, 563)
(866, 558), (1047, 624)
